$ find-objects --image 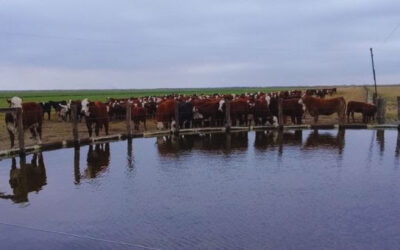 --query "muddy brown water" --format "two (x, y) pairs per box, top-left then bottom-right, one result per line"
(0, 129), (399, 249)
